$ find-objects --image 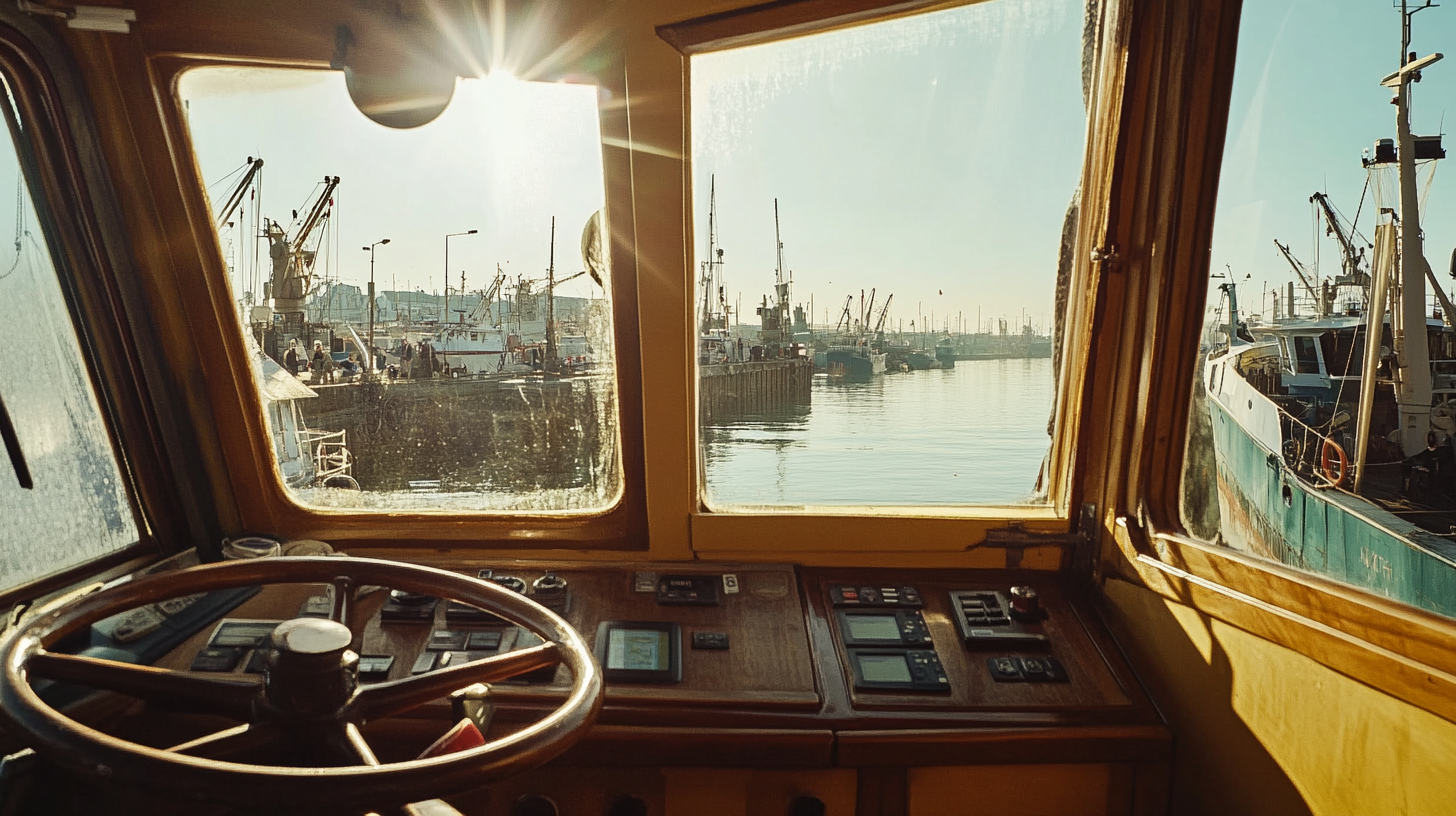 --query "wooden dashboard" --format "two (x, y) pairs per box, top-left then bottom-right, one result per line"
(108, 560), (1169, 815)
